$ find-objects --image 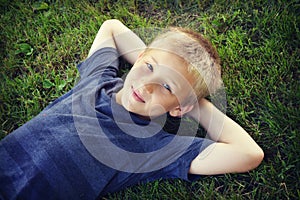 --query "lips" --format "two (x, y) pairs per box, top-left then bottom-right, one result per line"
(132, 86), (145, 103)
